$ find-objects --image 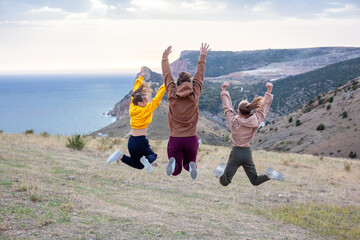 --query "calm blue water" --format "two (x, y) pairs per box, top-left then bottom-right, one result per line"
(0, 74), (133, 135)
